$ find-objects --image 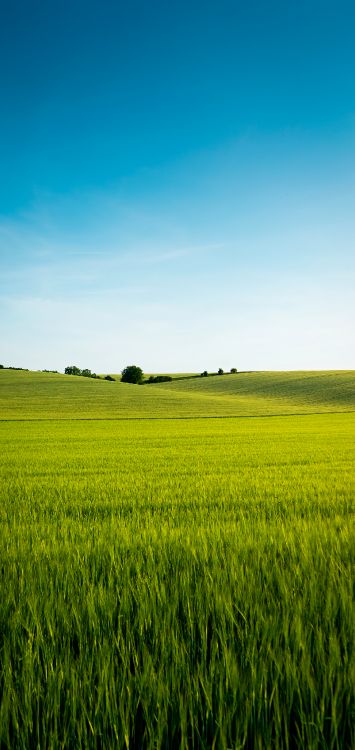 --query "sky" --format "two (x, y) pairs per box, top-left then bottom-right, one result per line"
(1, 0), (354, 373)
